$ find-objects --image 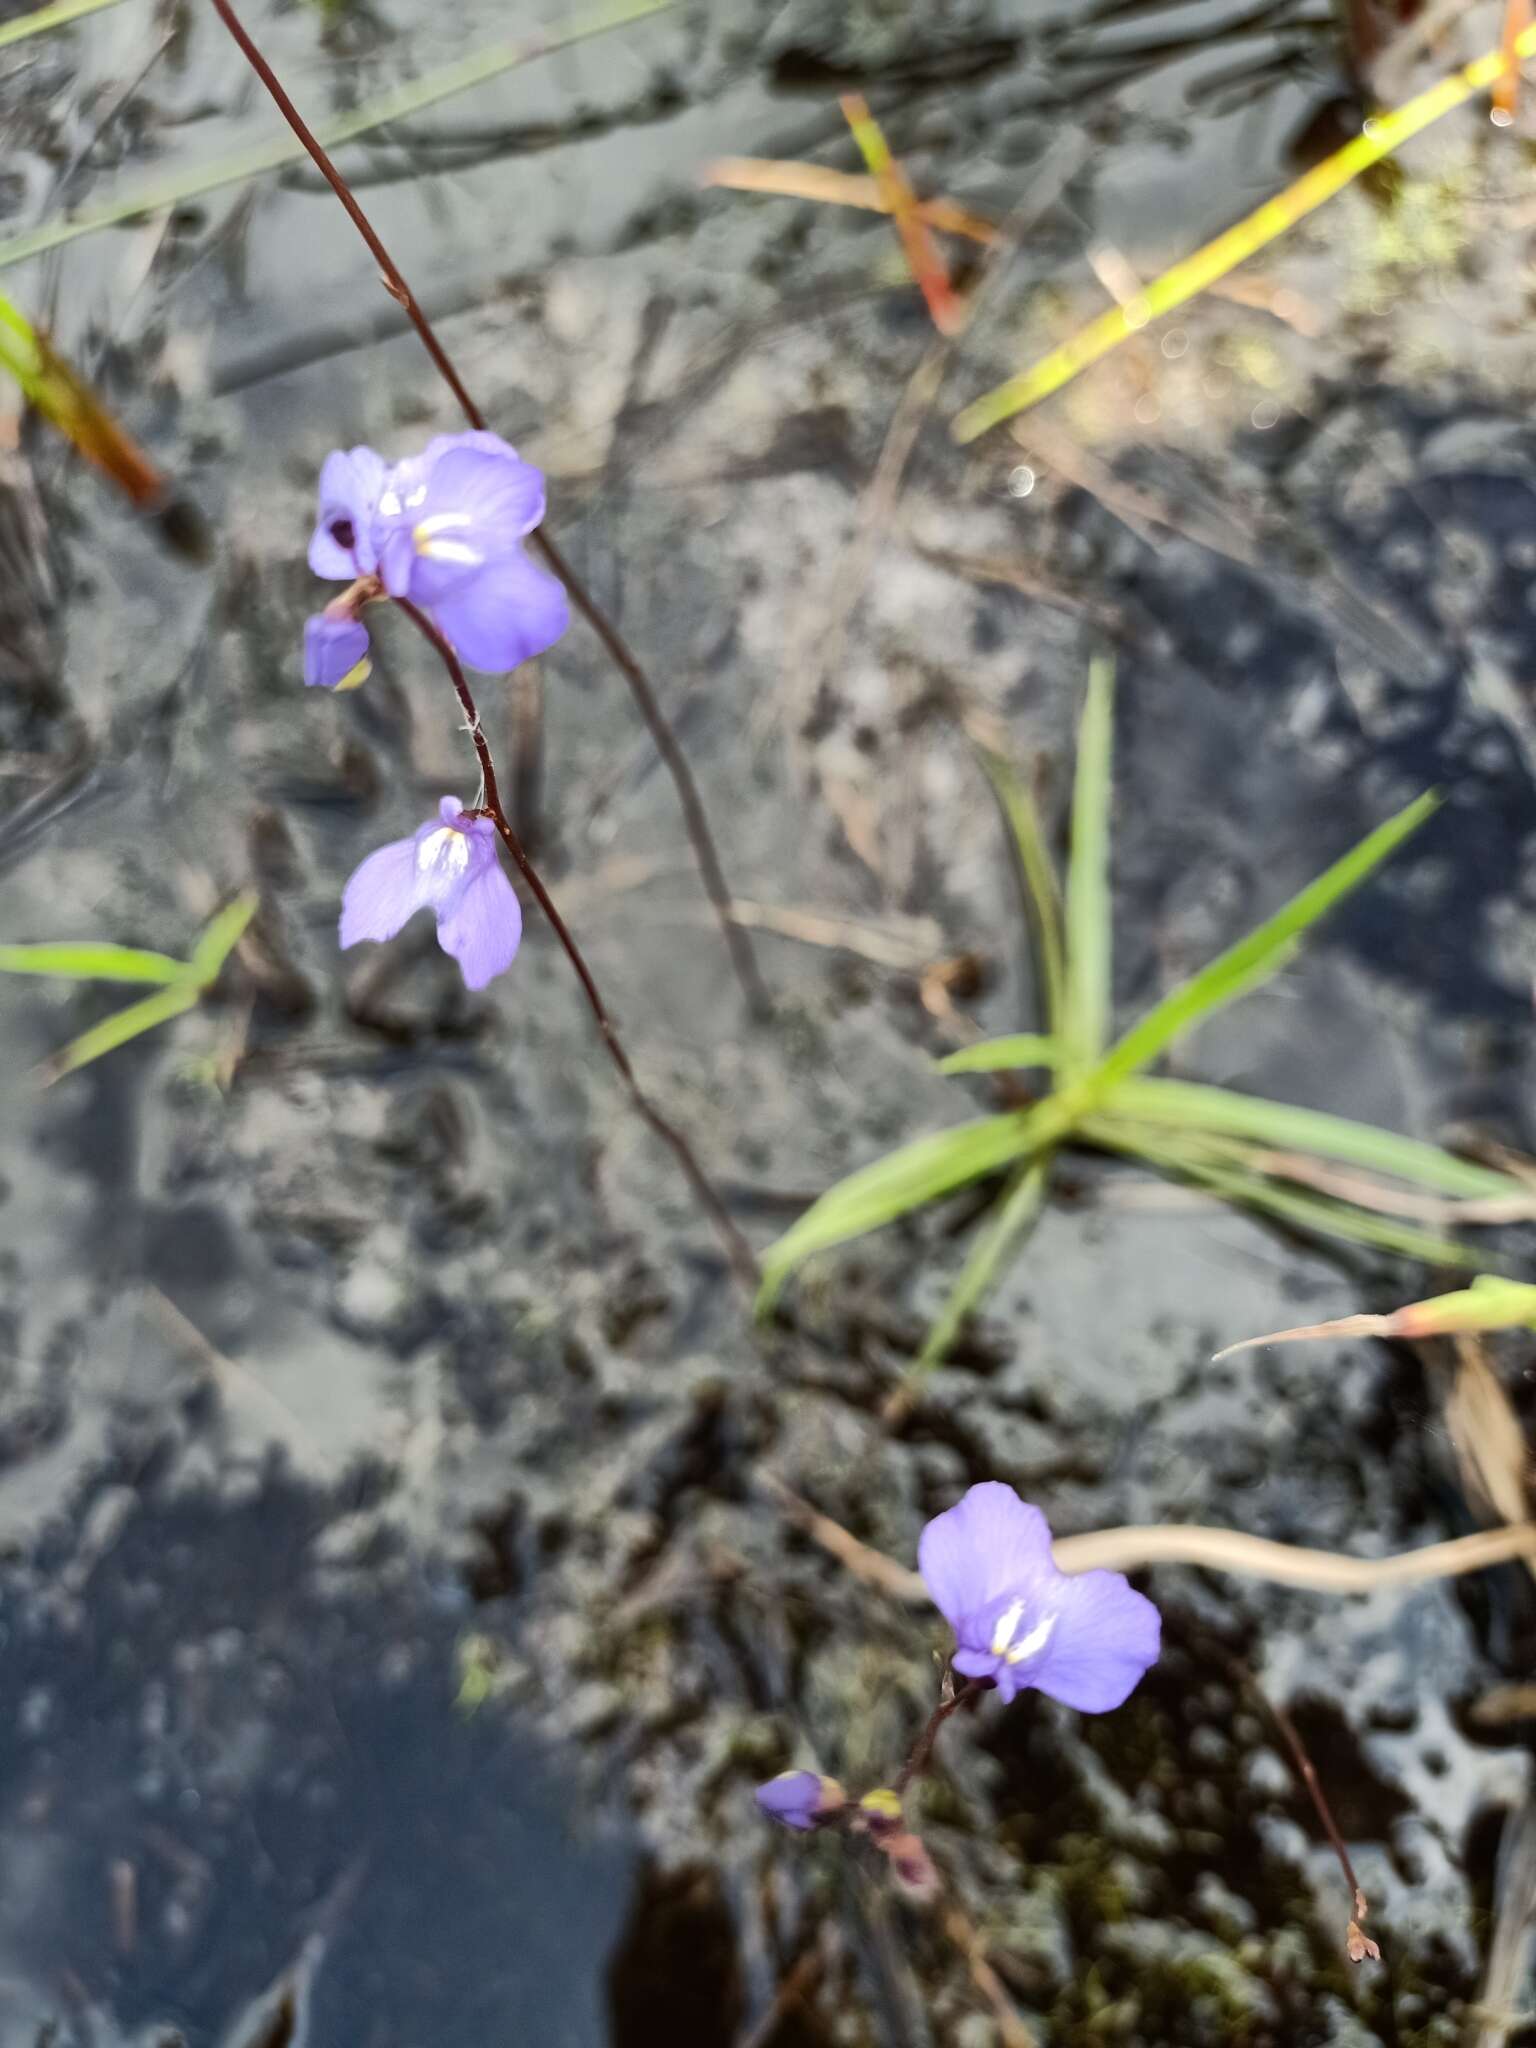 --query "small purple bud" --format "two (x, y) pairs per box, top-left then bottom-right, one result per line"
(754, 1770), (845, 1832)
(304, 613), (371, 691)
